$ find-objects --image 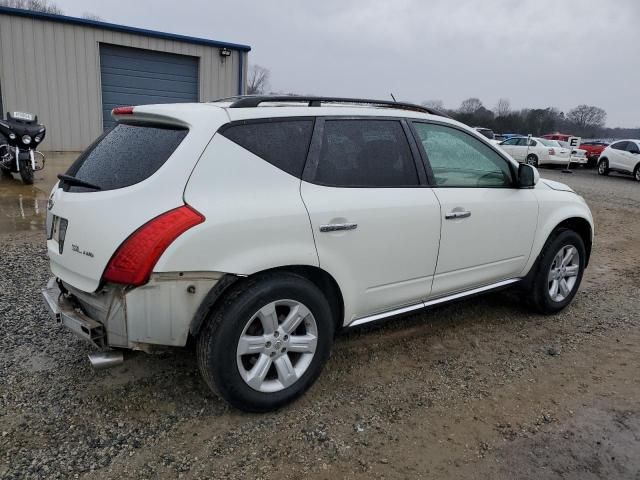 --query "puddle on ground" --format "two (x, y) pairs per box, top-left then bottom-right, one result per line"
(0, 152), (78, 234)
